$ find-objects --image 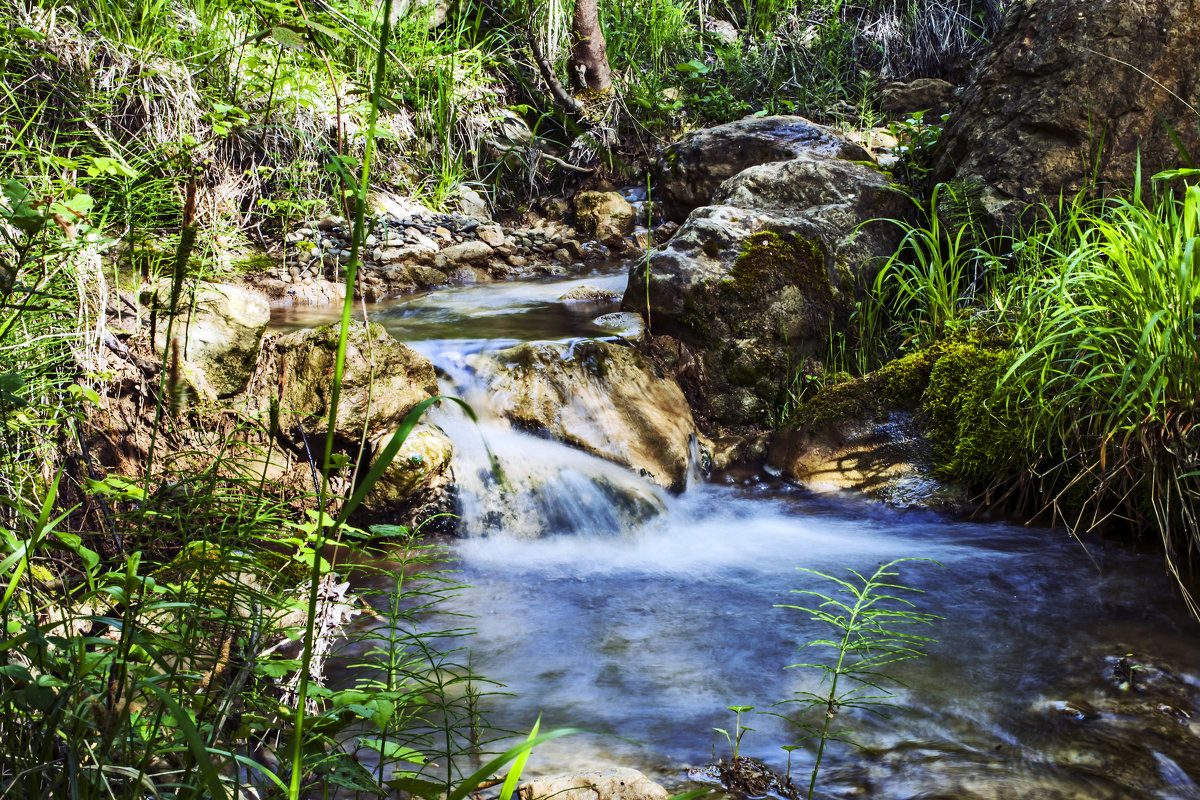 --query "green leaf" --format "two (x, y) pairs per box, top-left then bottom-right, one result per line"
(674, 59), (710, 75)
(270, 26), (307, 51)
(0, 373), (26, 408)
